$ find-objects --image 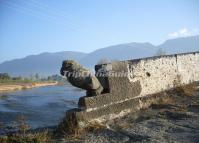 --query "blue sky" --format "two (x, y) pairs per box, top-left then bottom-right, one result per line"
(0, 0), (199, 63)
